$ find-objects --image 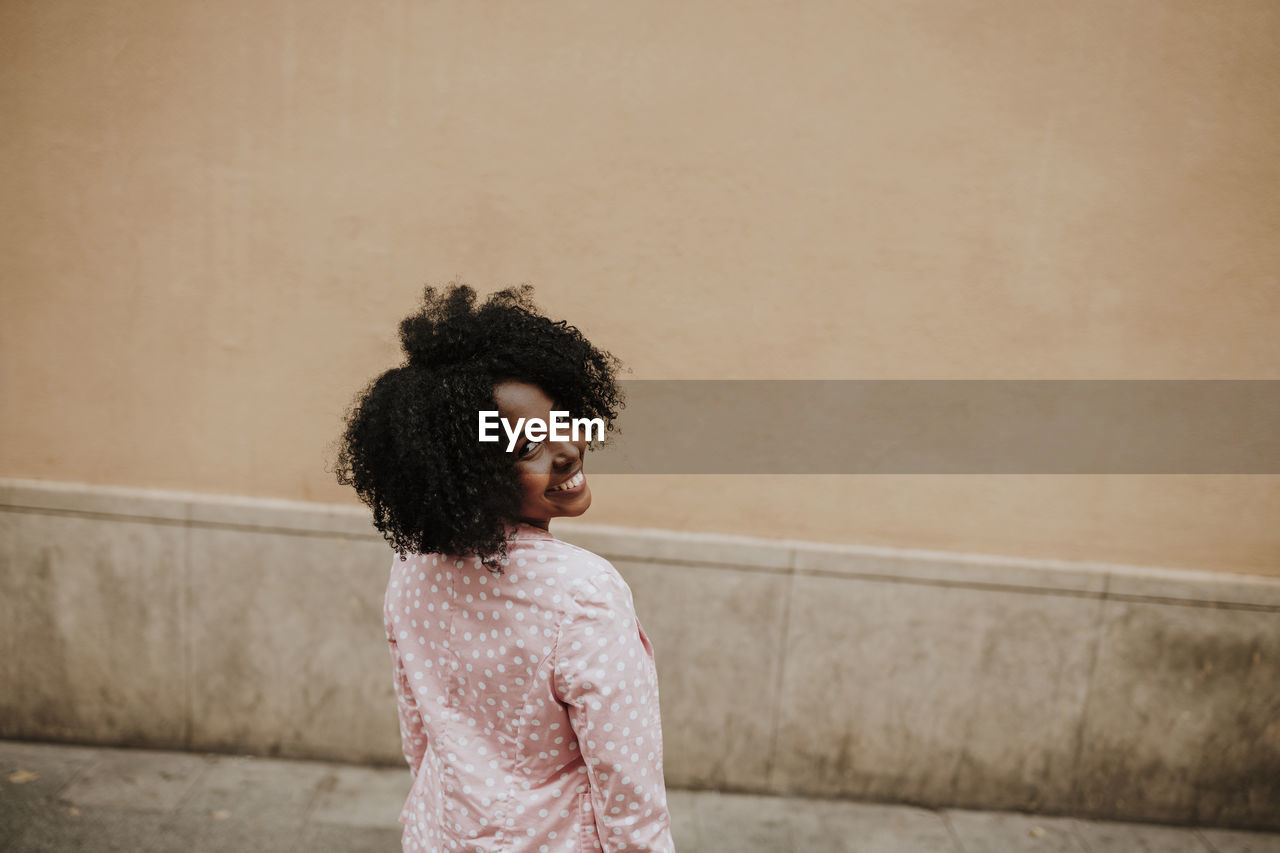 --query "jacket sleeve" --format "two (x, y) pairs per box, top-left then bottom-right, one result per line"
(386, 630), (429, 780)
(553, 569), (675, 852)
